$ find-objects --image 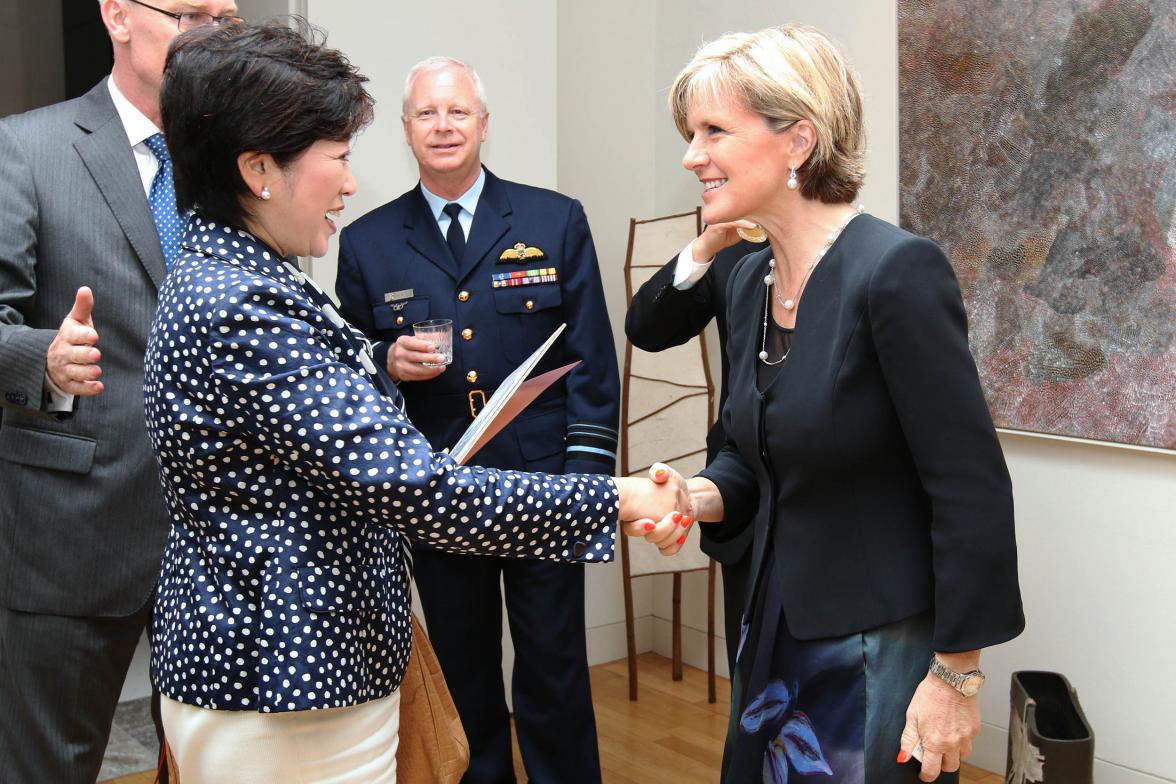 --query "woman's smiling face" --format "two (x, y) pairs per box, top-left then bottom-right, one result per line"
(680, 93), (795, 226)
(270, 139), (356, 259)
